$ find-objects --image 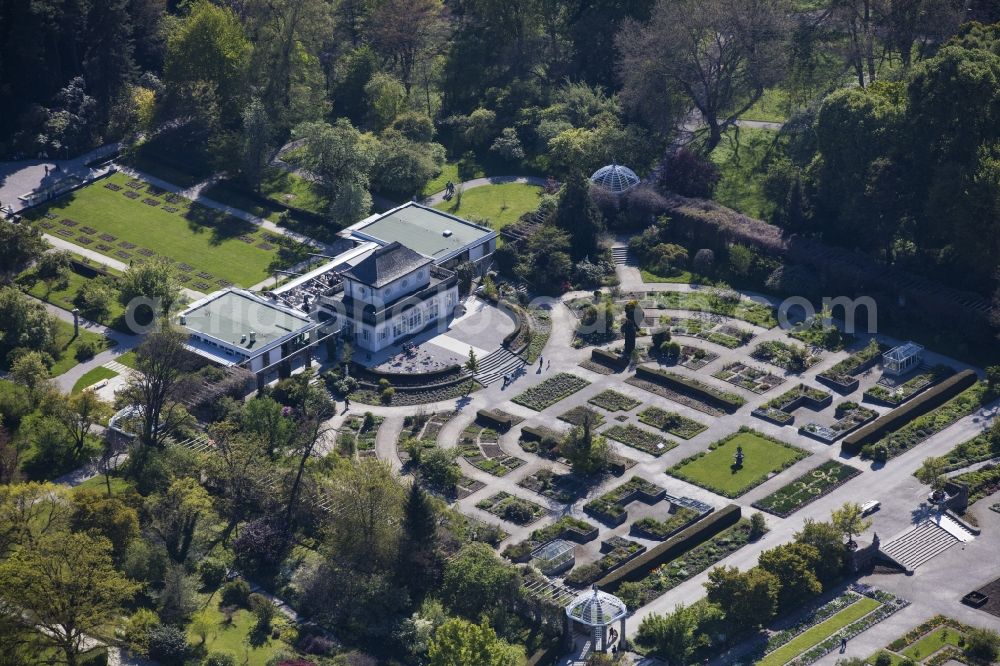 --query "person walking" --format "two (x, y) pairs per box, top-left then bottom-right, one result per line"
(538, 356), (543, 370)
